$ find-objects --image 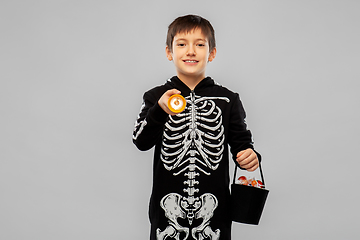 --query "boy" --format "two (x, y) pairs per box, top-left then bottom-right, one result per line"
(133, 15), (260, 240)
